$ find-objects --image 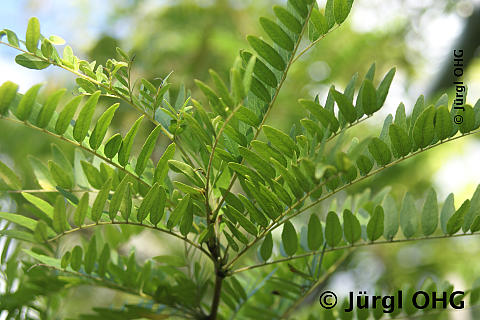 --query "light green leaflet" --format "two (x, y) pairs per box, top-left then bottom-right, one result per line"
(73, 91), (101, 142)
